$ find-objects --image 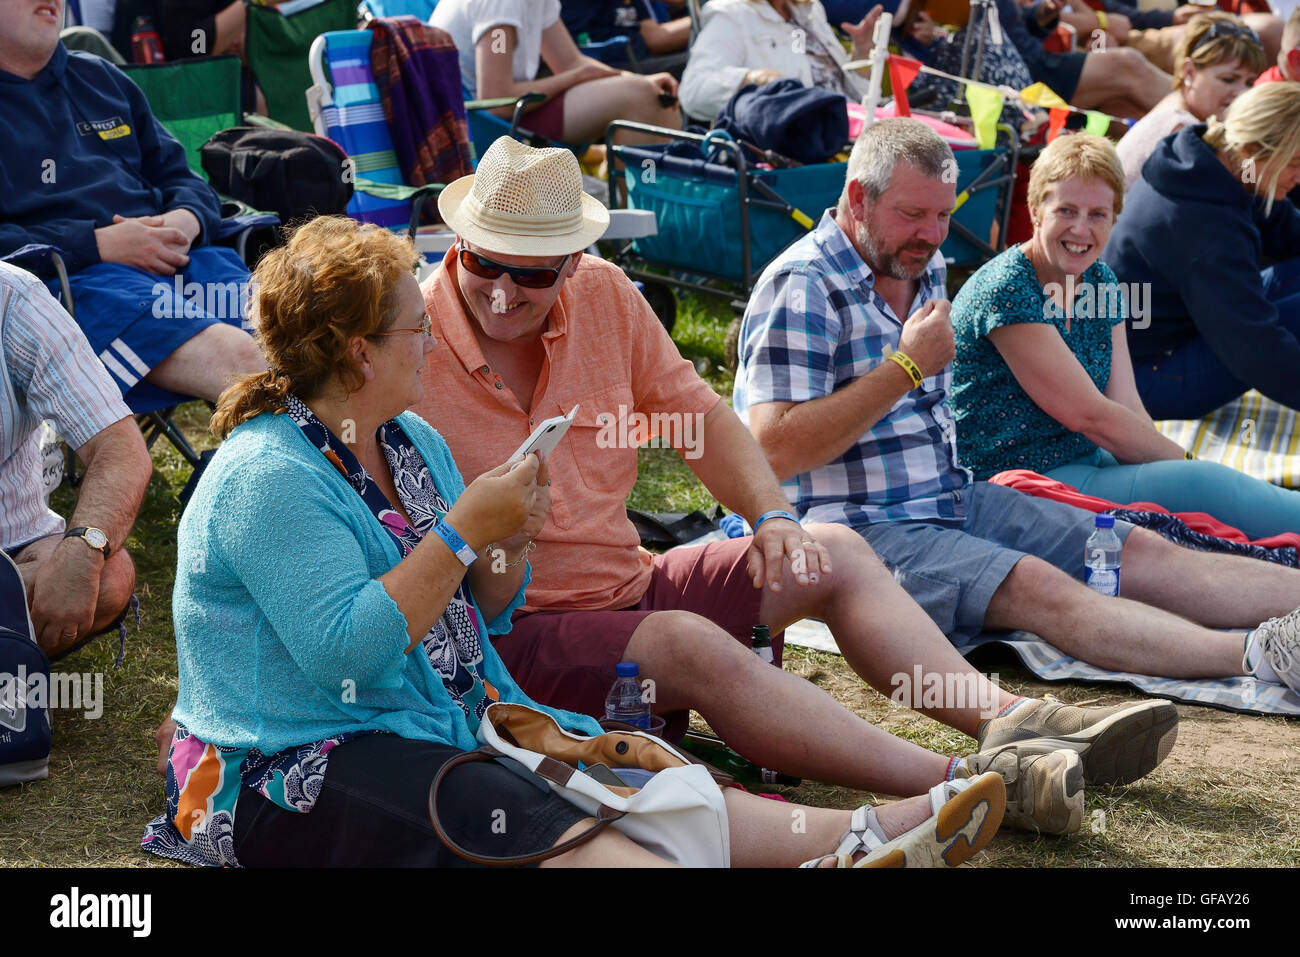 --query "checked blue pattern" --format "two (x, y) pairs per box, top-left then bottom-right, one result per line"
(733, 211), (974, 529)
